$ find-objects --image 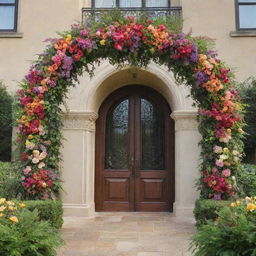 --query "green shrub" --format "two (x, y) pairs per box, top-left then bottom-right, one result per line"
(191, 197), (256, 256)
(0, 162), (22, 199)
(0, 200), (63, 256)
(0, 82), (13, 162)
(239, 78), (256, 164)
(23, 200), (63, 229)
(237, 164), (256, 197)
(193, 199), (231, 227)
